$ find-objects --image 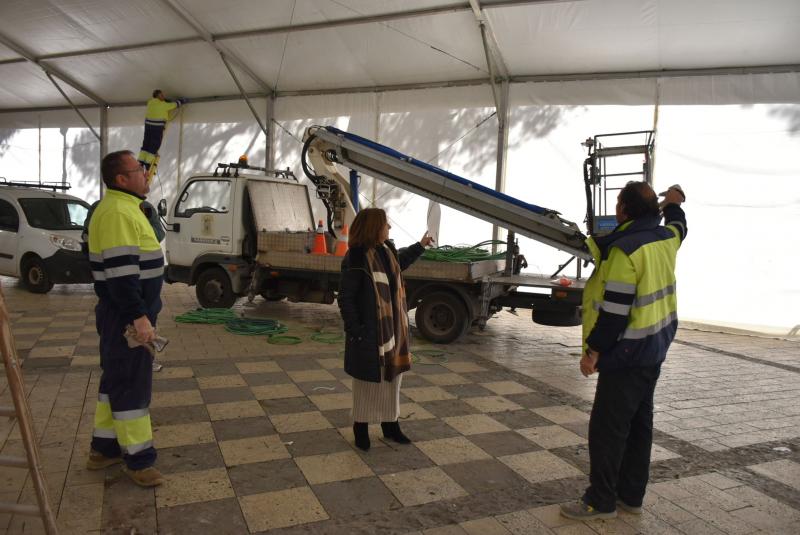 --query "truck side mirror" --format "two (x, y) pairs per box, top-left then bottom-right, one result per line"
(157, 199), (167, 217)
